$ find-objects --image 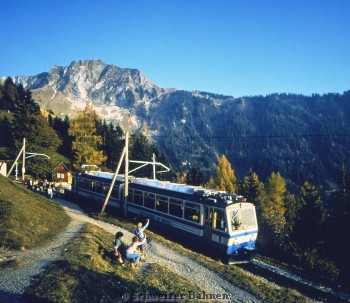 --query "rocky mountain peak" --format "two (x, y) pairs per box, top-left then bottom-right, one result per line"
(5, 59), (175, 110)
